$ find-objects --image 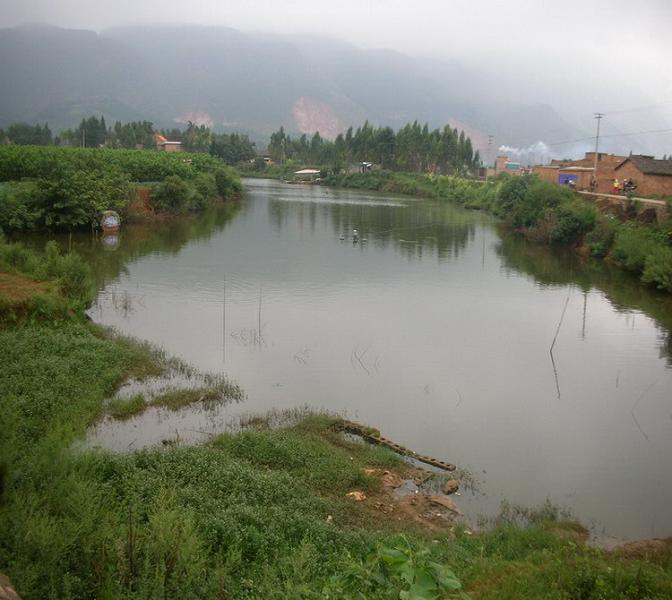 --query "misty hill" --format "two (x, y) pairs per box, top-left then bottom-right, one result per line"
(0, 24), (575, 151)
